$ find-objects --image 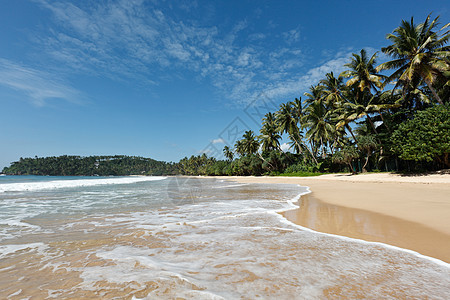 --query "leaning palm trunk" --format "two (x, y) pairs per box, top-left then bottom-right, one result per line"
(257, 152), (275, 171)
(345, 124), (358, 147)
(365, 115), (383, 145)
(278, 146), (293, 163)
(378, 110), (392, 133)
(423, 77), (444, 105)
(321, 137), (326, 159)
(362, 152), (370, 172)
(330, 140), (336, 155)
(292, 135), (319, 165)
(366, 115), (379, 135)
